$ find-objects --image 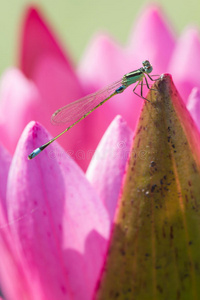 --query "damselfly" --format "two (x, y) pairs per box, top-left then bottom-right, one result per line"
(28, 60), (157, 160)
